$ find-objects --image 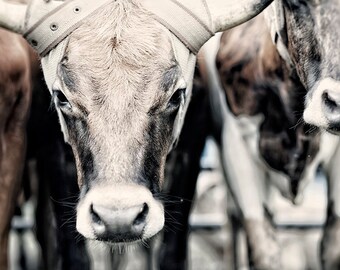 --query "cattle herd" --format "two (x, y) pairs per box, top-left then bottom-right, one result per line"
(0, 0), (339, 269)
